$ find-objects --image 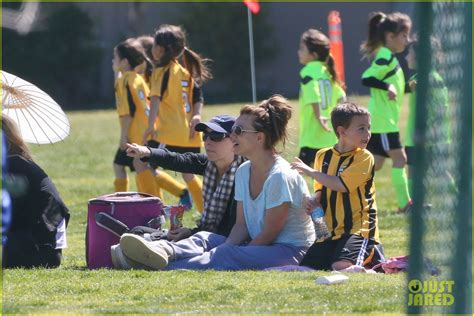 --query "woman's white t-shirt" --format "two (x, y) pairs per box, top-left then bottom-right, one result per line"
(234, 156), (315, 247)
